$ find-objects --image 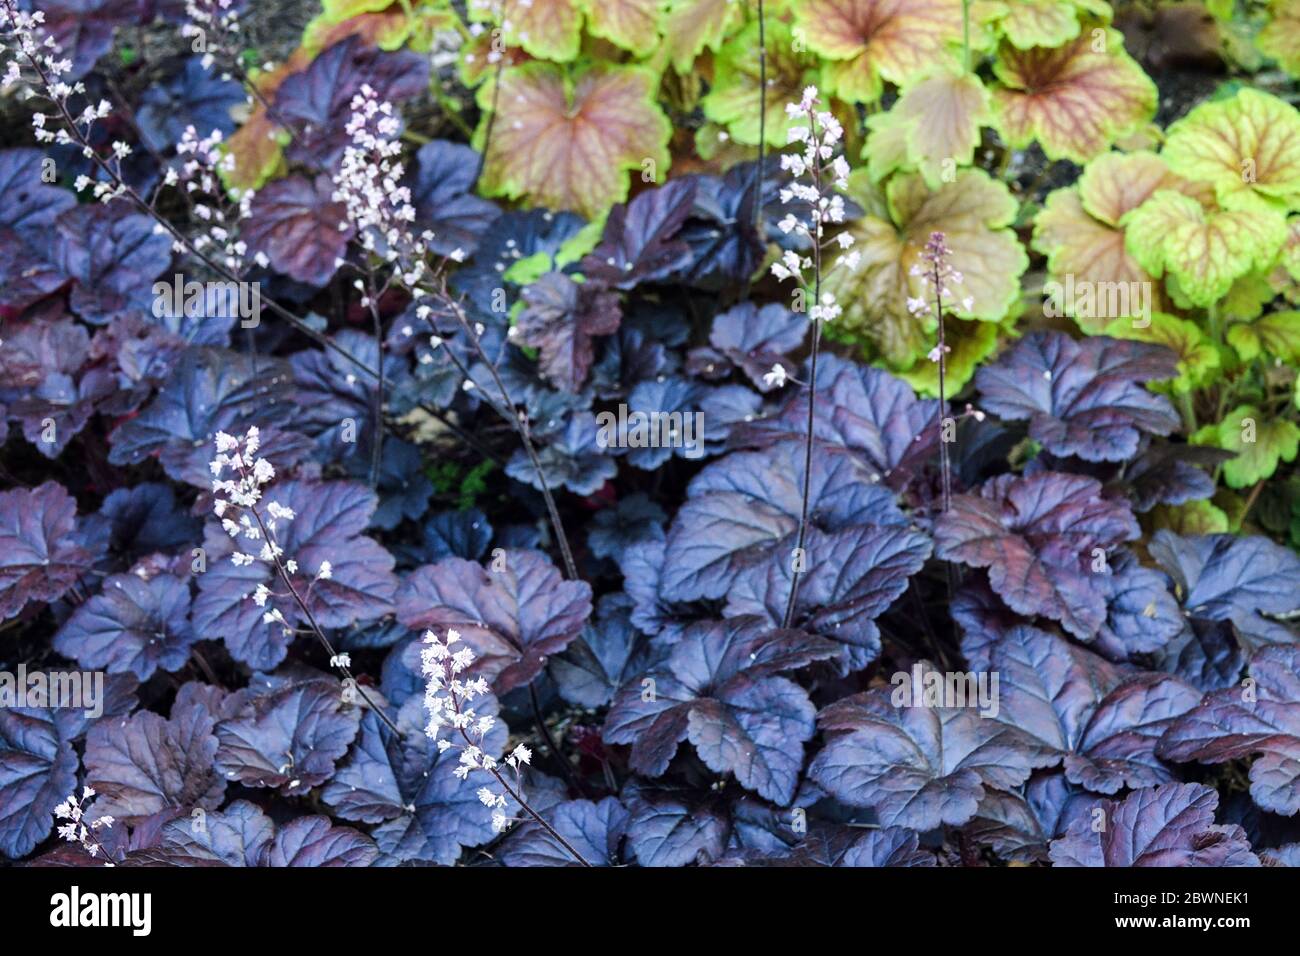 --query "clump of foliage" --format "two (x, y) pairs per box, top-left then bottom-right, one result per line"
(1, 0), (1299, 871)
